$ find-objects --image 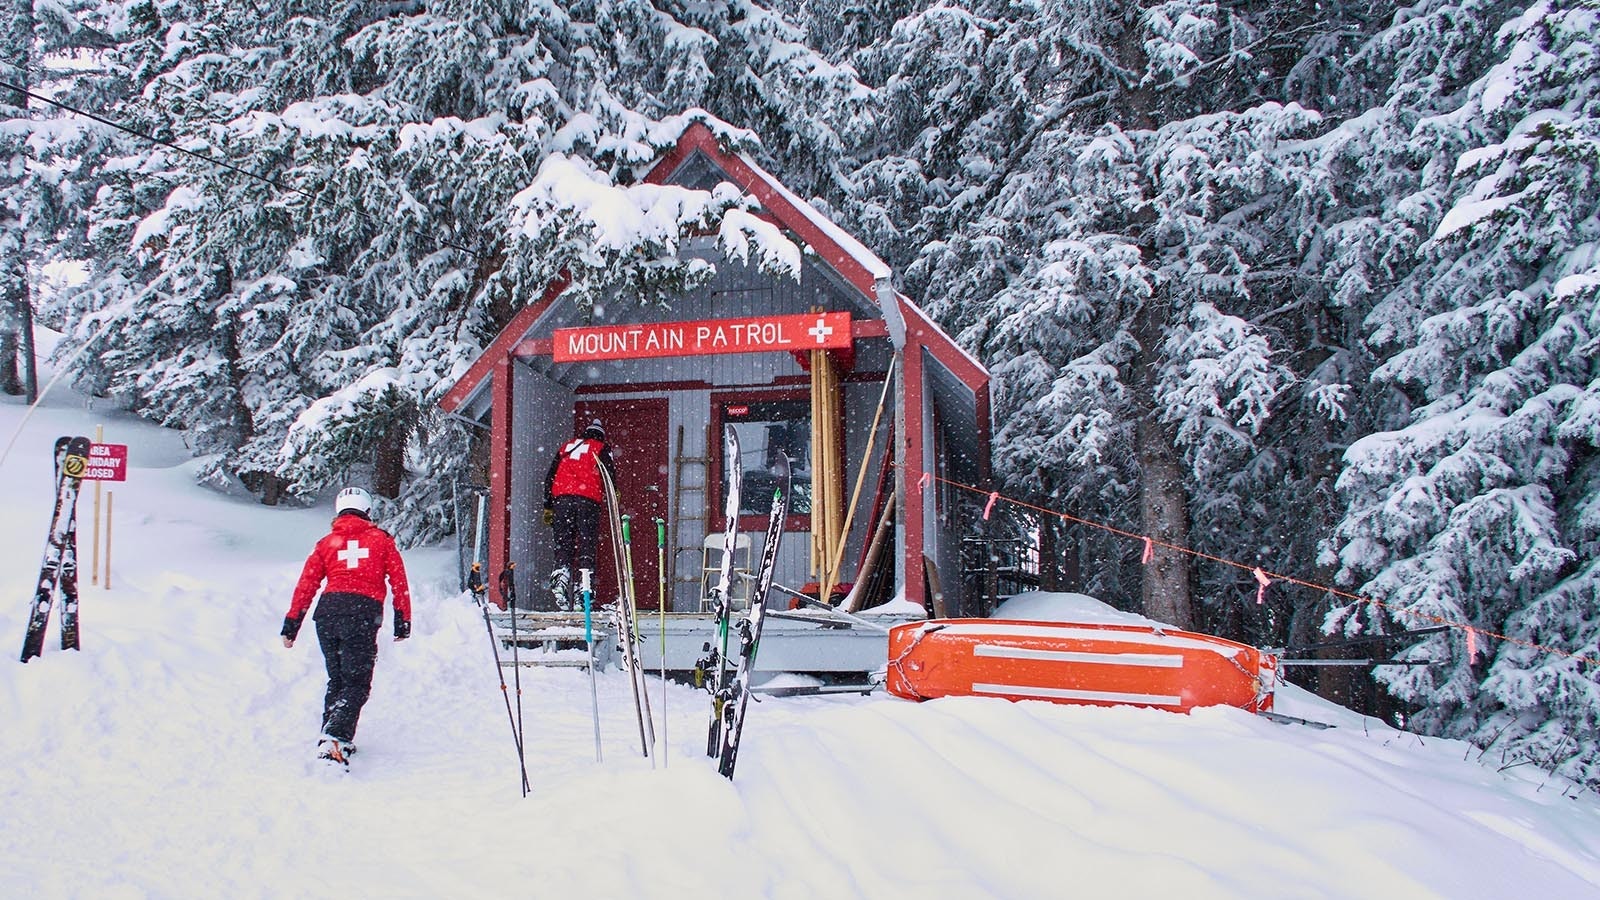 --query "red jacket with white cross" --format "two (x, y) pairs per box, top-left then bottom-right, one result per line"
(283, 513), (411, 639)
